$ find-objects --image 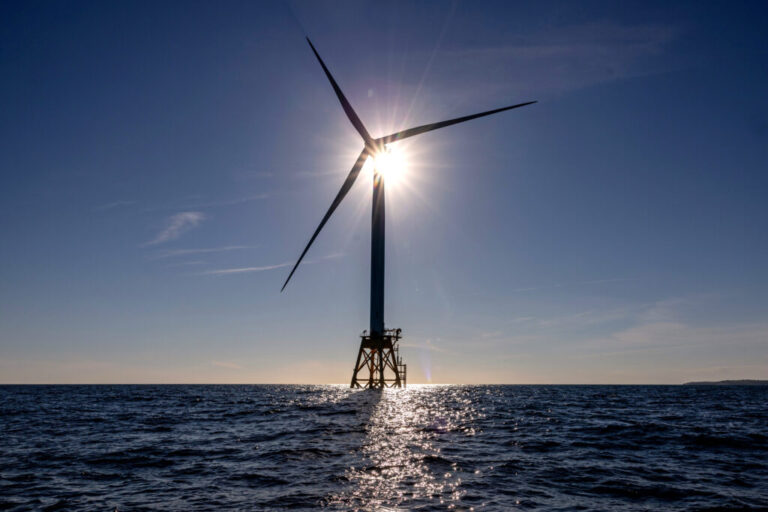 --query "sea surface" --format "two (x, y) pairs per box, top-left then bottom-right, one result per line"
(1, 385), (766, 511)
